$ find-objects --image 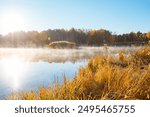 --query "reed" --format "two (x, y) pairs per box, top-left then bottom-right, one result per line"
(9, 47), (150, 100)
